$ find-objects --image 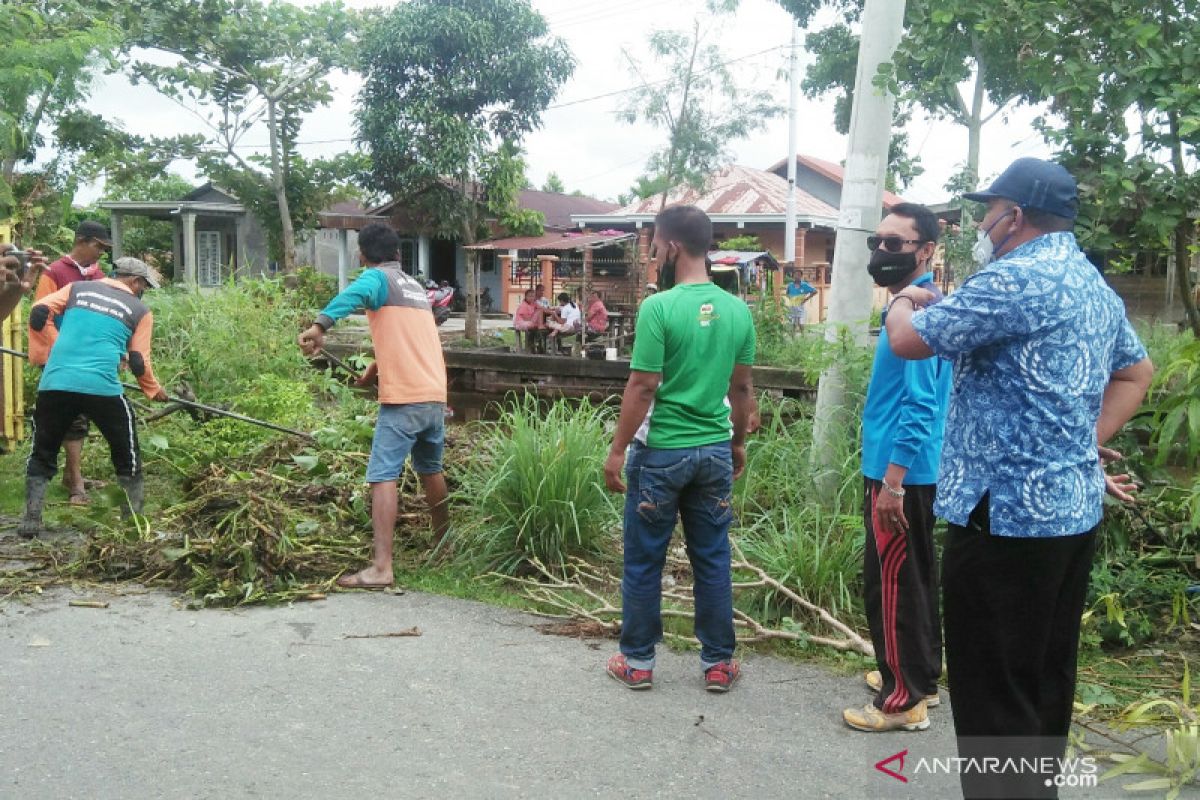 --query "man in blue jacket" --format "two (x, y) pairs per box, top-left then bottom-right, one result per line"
(843, 203), (951, 733)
